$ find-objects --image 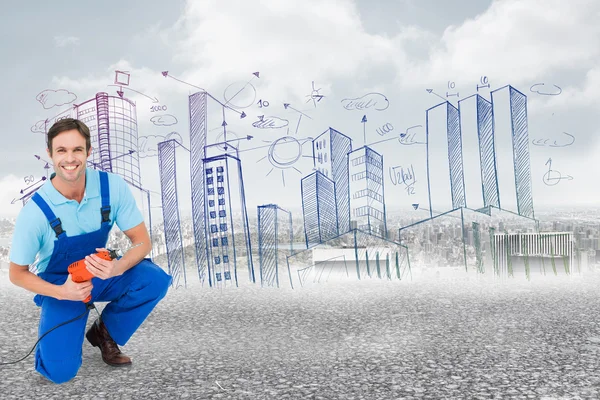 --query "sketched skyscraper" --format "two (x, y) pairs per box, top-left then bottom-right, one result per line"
(257, 204), (293, 288)
(189, 91), (209, 283)
(157, 139), (186, 289)
(47, 92), (141, 187)
(312, 128), (352, 234)
(490, 85), (534, 218)
(203, 145), (254, 287)
(425, 101), (466, 217)
(426, 86), (533, 219)
(301, 171), (338, 248)
(348, 146), (387, 238)
(457, 94), (499, 211)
